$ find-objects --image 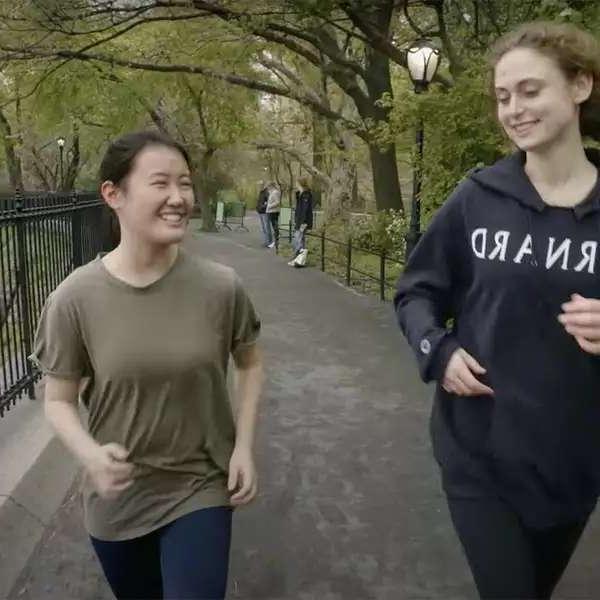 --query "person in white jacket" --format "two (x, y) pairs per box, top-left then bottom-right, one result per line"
(265, 183), (281, 249)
